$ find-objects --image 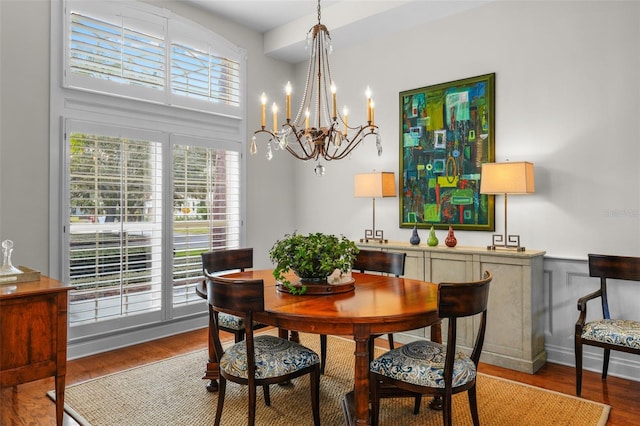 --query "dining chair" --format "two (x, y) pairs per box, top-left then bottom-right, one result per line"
(319, 249), (406, 374)
(201, 248), (268, 343)
(369, 271), (492, 426)
(575, 254), (640, 396)
(205, 273), (321, 426)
